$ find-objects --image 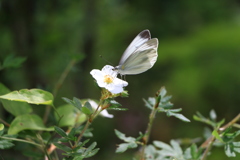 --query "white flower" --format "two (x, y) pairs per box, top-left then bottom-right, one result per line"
(88, 99), (114, 118)
(90, 65), (128, 94)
